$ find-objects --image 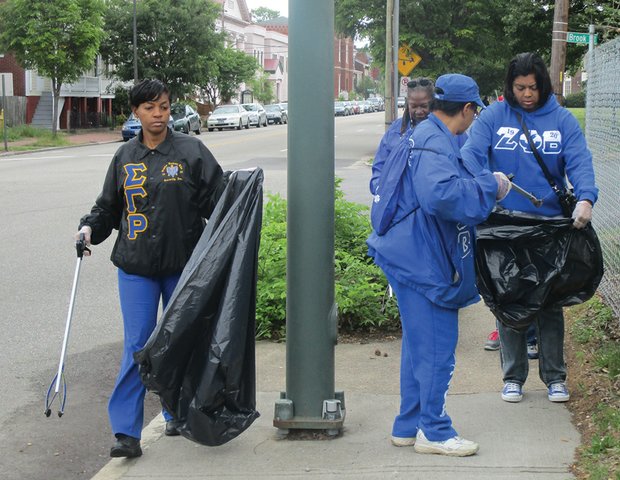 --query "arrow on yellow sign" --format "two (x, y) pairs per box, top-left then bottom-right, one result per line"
(398, 45), (422, 77)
